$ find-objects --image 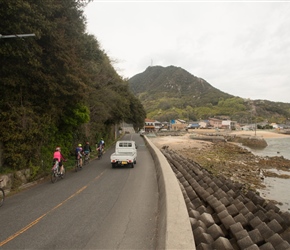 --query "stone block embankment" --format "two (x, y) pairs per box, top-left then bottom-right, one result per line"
(161, 148), (290, 250)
